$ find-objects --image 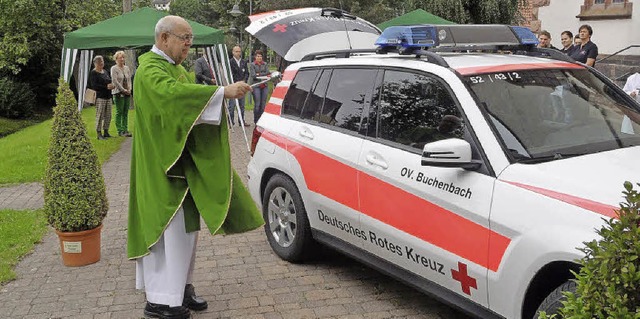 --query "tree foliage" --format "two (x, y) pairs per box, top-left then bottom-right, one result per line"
(538, 182), (640, 318)
(170, 0), (220, 27)
(0, 77), (36, 119)
(556, 182), (640, 318)
(44, 79), (108, 232)
(255, 0), (524, 25)
(0, 0), (131, 108)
